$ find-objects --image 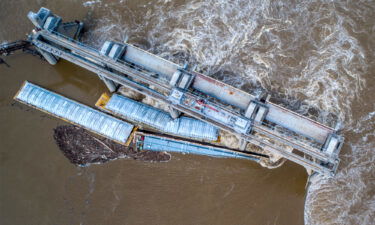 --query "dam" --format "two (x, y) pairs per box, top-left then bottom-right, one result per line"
(7, 7), (344, 176)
